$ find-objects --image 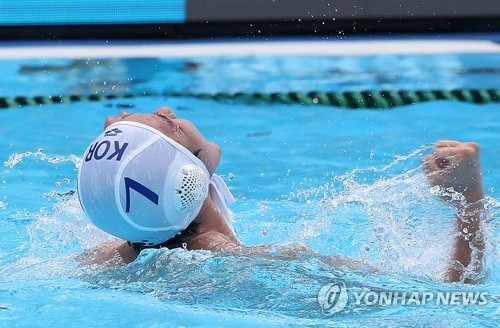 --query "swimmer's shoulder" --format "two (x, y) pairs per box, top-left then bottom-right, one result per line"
(188, 231), (241, 252)
(79, 241), (137, 265)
